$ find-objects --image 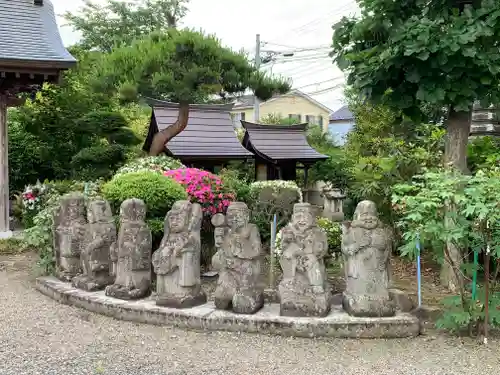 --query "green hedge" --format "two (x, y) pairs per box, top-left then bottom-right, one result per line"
(102, 171), (187, 218)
